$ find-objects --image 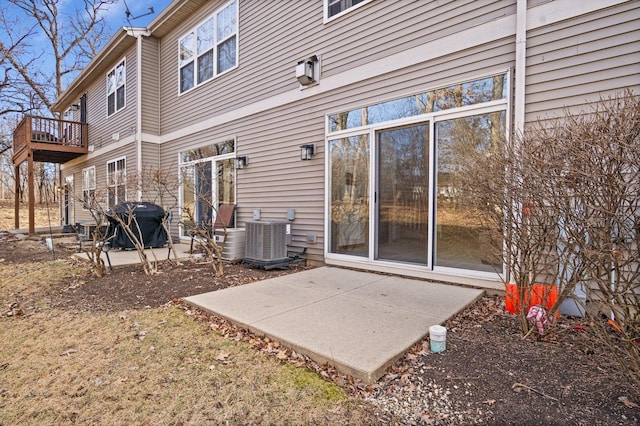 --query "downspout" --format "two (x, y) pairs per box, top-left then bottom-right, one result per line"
(126, 27), (151, 201)
(514, 0), (527, 136)
(508, 0), (528, 285)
